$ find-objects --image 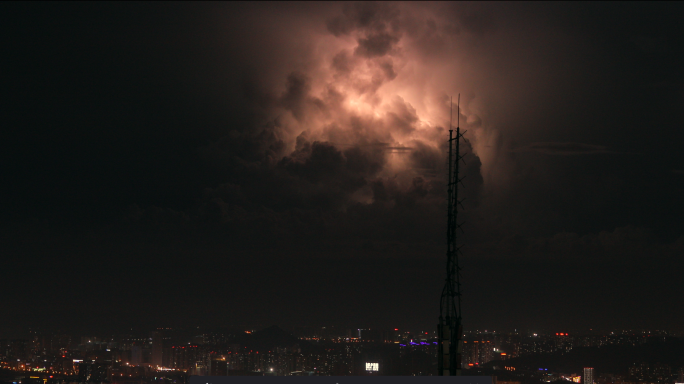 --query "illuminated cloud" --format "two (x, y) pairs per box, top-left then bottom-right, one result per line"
(220, 2), (493, 209)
